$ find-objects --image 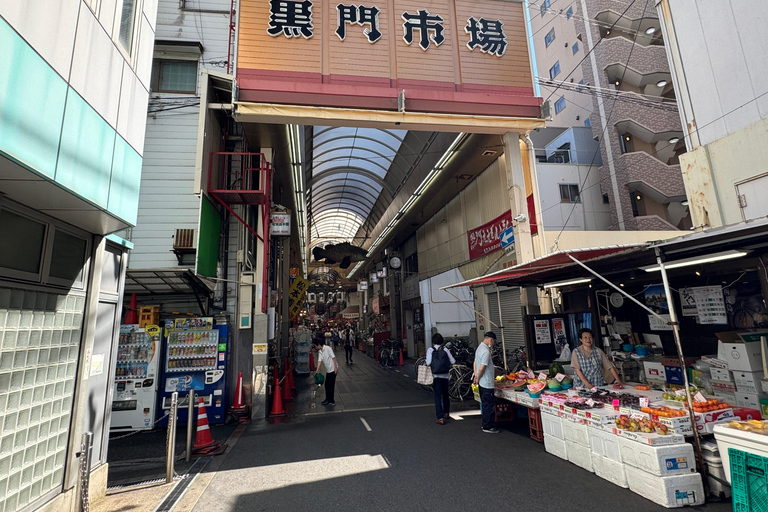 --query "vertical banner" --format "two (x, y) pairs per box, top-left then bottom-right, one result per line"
(288, 276), (309, 320)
